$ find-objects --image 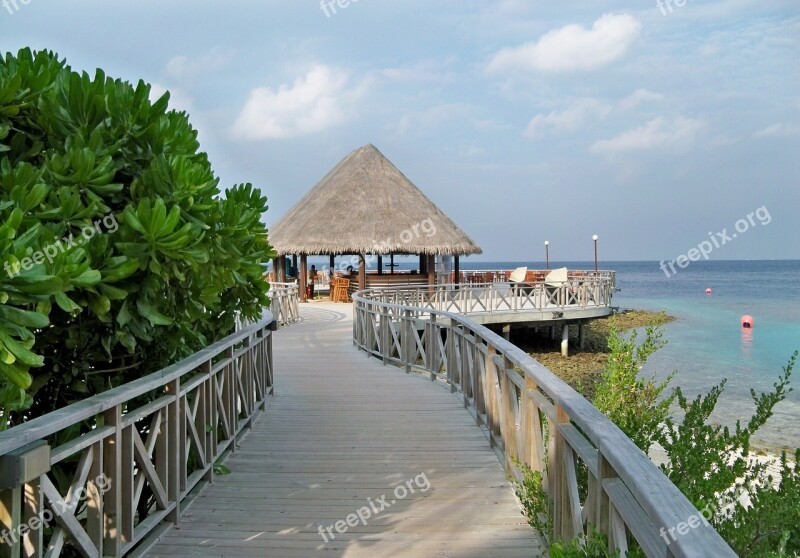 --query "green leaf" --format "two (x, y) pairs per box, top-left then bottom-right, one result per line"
(136, 300), (172, 326)
(54, 291), (81, 314)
